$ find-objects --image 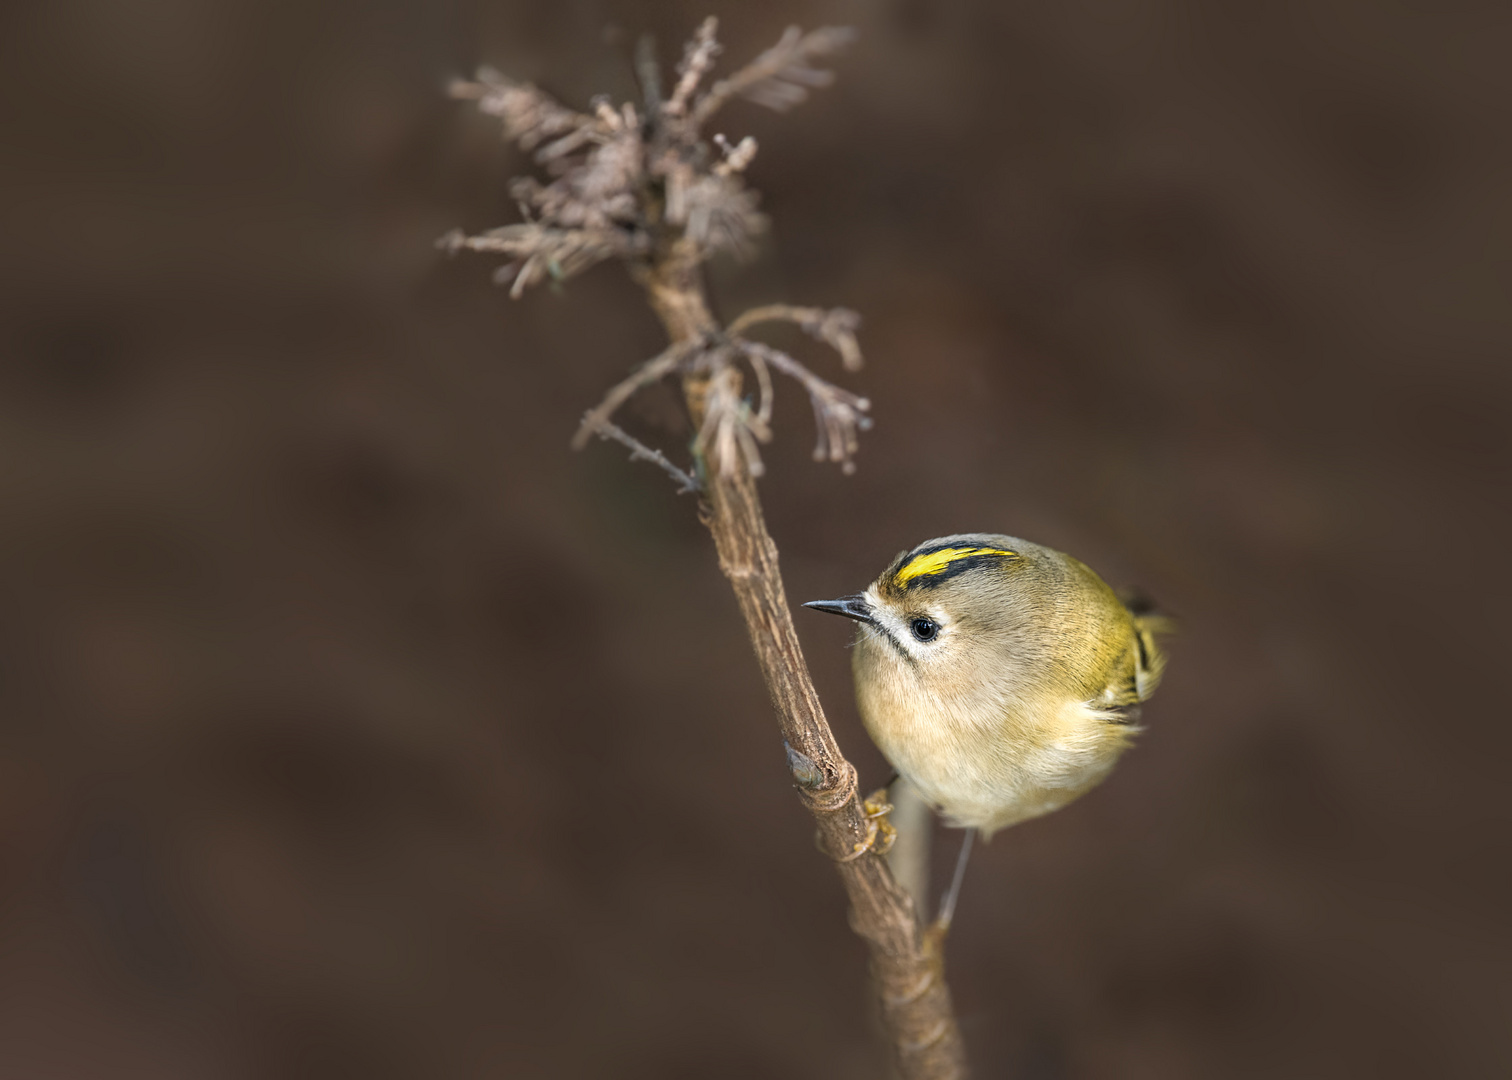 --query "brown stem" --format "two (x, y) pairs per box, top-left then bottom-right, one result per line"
(632, 239), (969, 1079)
